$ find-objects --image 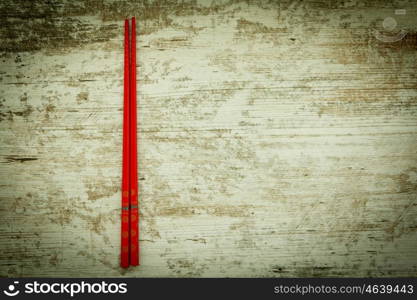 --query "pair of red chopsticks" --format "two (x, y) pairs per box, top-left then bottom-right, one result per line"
(121, 17), (139, 268)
